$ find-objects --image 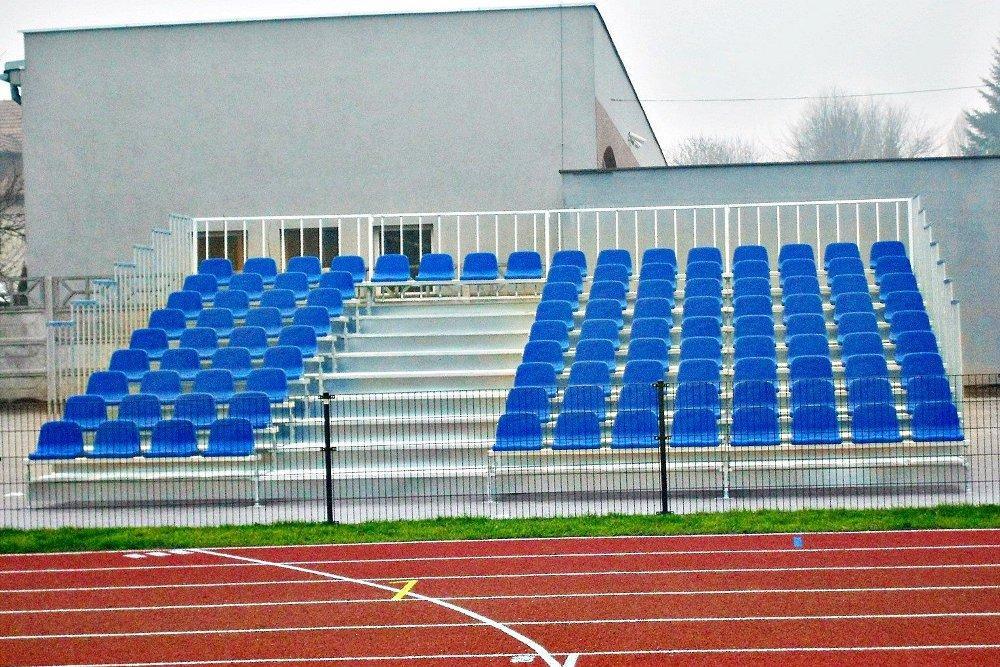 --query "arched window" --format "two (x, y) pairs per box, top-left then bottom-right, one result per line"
(602, 146), (617, 170)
